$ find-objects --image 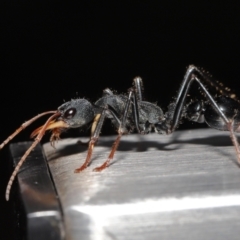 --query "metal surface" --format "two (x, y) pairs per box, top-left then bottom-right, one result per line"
(9, 142), (65, 240)
(42, 129), (240, 240)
